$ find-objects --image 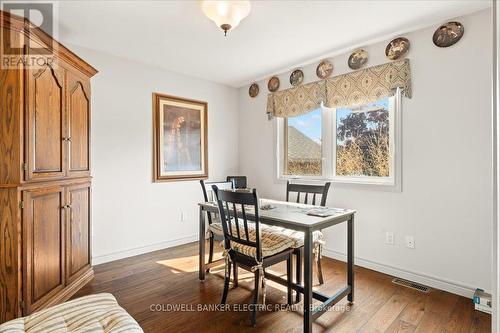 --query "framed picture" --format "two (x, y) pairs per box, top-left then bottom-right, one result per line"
(153, 93), (208, 182)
